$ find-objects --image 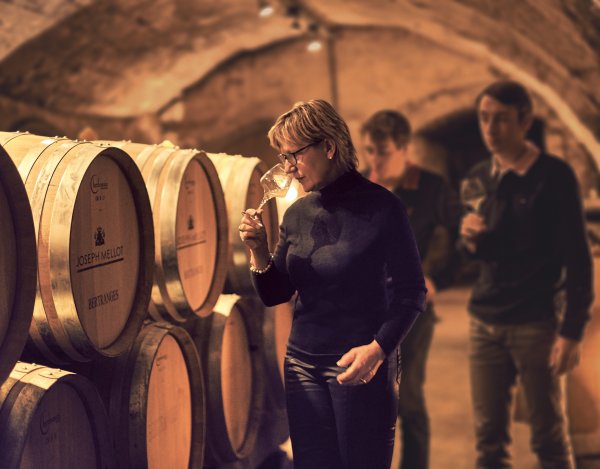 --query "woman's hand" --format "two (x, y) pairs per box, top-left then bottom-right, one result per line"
(239, 209), (267, 249)
(336, 340), (385, 386)
(239, 208), (270, 268)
